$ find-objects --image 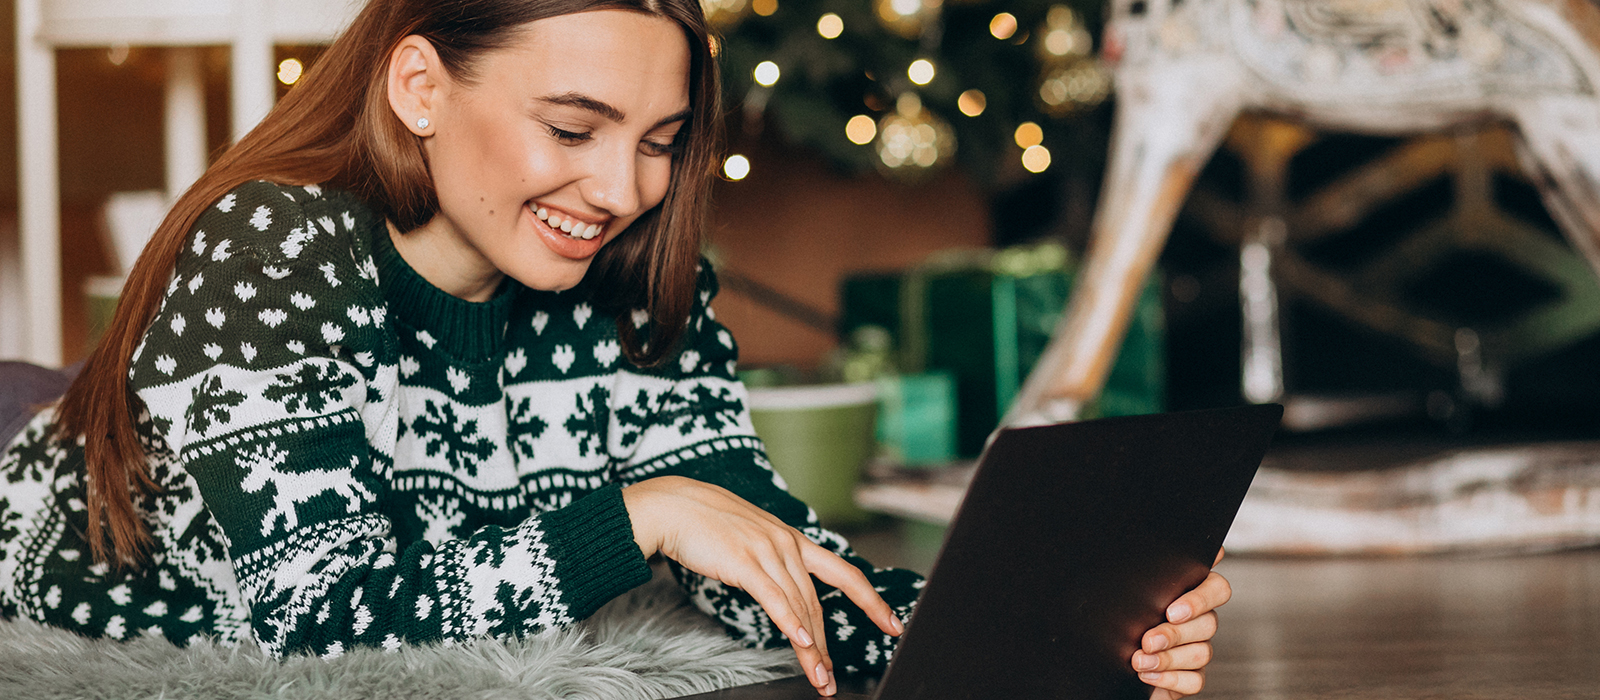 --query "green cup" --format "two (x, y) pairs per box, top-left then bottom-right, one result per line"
(746, 383), (878, 528)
